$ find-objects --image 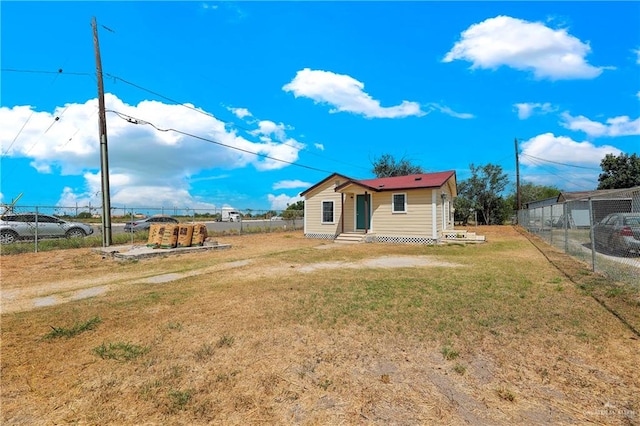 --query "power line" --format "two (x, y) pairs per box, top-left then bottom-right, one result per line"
(104, 73), (371, 173)
(2, 70), (370, 174)
(106, 109), (334, 174)
(1, 68), (91, 76)
(2, 111), (34, 157)
(57, 108), (99, 150)
(22, 107), (70, 158)
(42, 106), (69, 134)
(522, 156), (596, 190)
(2, 68), (73, 157)
(104, 73), (297, 146)
(520, 153), (601, 171)
(1, 105), (72, 180)
(105, 73), (219, 119)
